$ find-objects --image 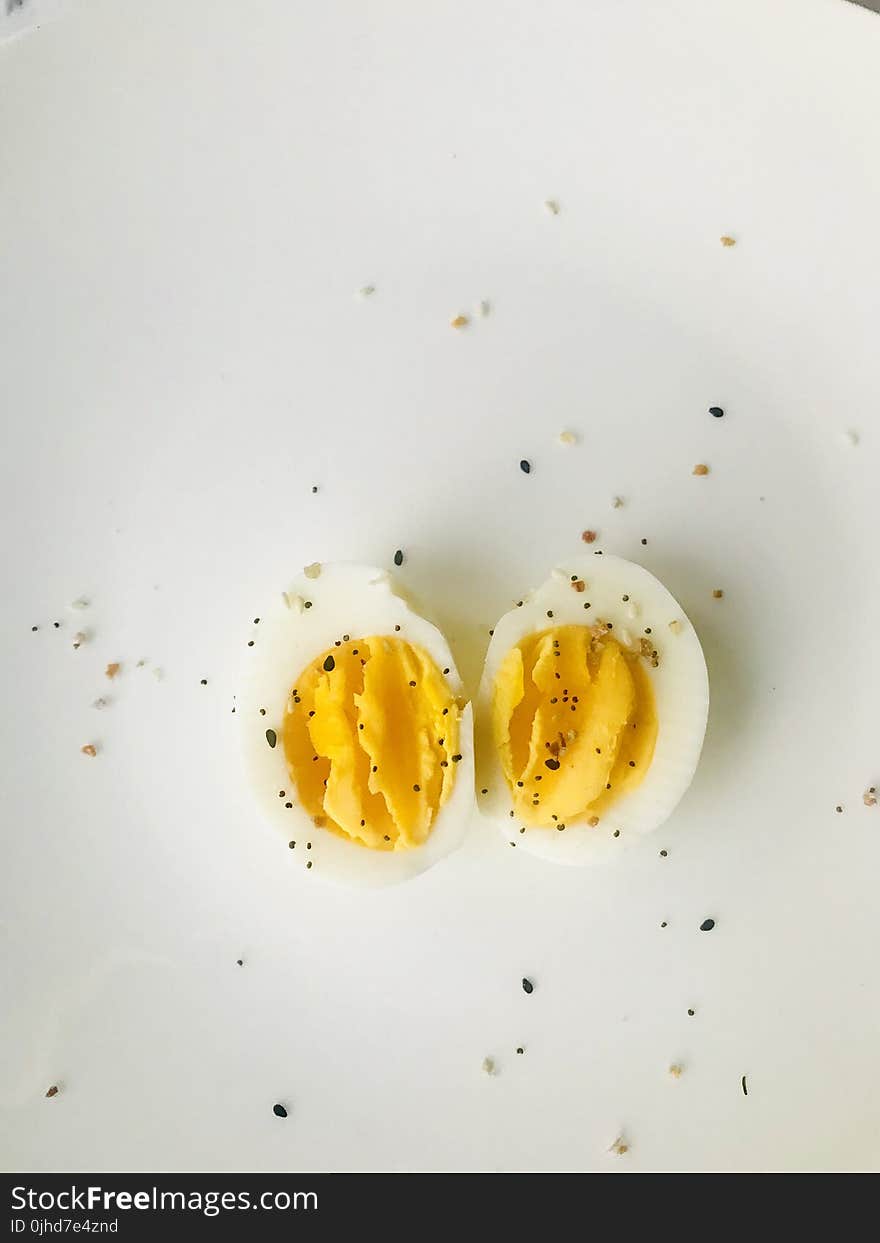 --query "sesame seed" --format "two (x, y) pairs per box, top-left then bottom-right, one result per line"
(393, 549), (404, 567)
(520, 460), (531, 474)
(521, 978), (534, 994)
(700, 918), (715, 932)
(709, 406), (724, 418)
(273, 1104), (288, 1118)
